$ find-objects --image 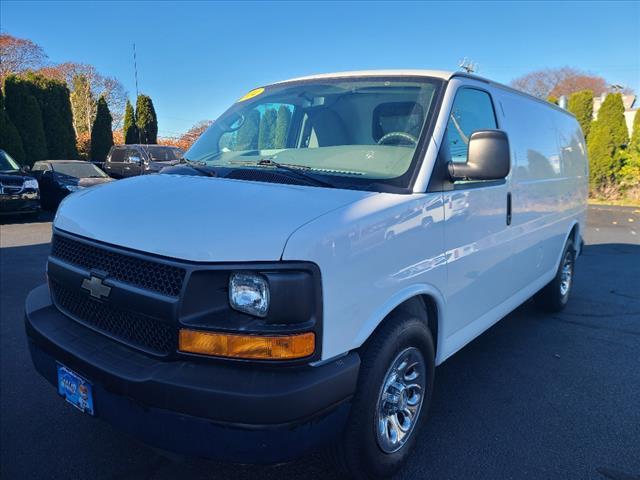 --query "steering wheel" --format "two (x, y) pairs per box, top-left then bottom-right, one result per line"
(377, 131), (418, 146)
